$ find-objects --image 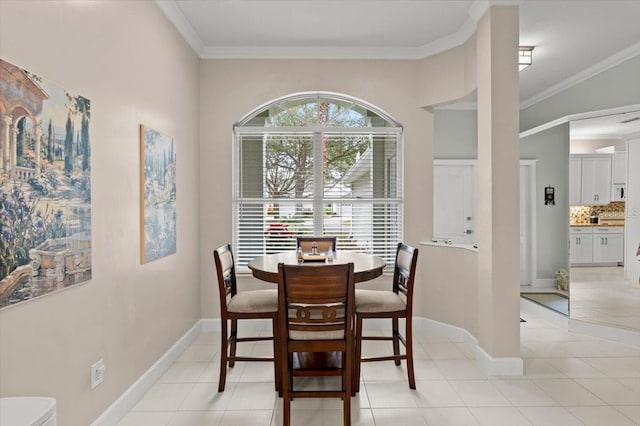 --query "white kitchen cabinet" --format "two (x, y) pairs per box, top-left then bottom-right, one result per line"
(569, 157), (582, 206)
(580, 156), (611, 204)
(570, 155), (612, 205)
(570, 227), (593, 264)
(612, 149), (627, 201)
(570, 226), (624, 265)
(592, 227), (624, 263)
(613, 150), (627, 184)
